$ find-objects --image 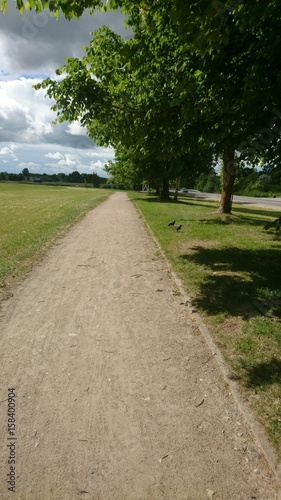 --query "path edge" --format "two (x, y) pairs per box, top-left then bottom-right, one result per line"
(131, 194), (281, 488)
